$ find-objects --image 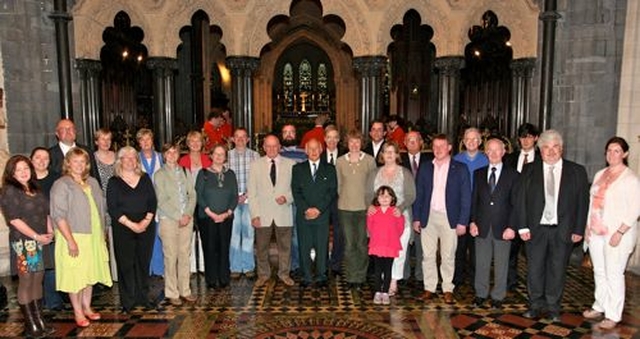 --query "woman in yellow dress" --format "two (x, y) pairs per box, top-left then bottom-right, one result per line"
(50, 148), (112, 328)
